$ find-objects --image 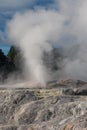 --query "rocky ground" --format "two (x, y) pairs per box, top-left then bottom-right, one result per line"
(0, 79), (87, 130)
